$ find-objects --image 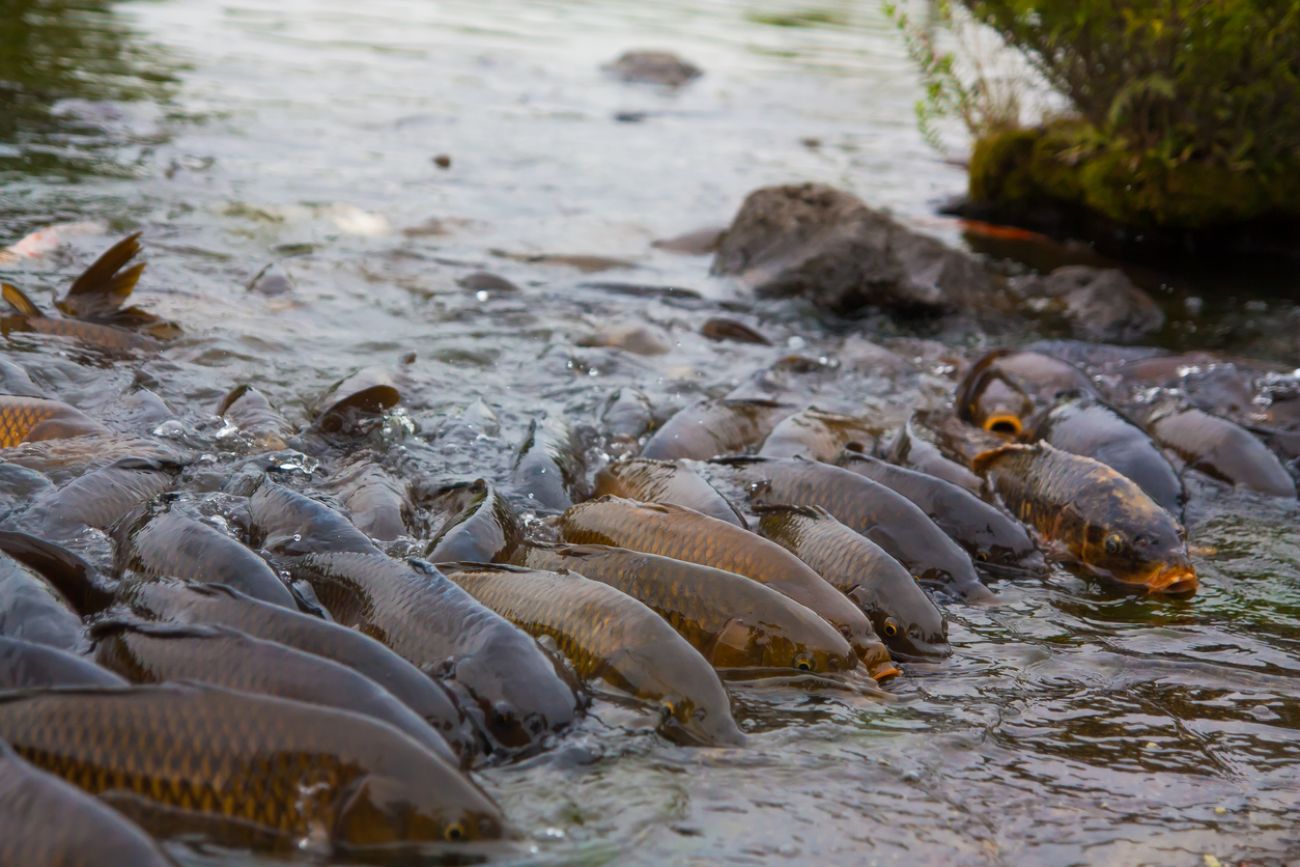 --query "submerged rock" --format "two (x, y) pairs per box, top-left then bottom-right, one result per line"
(603, 50), (702, 87)
(1010, 266), (1163, 341)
